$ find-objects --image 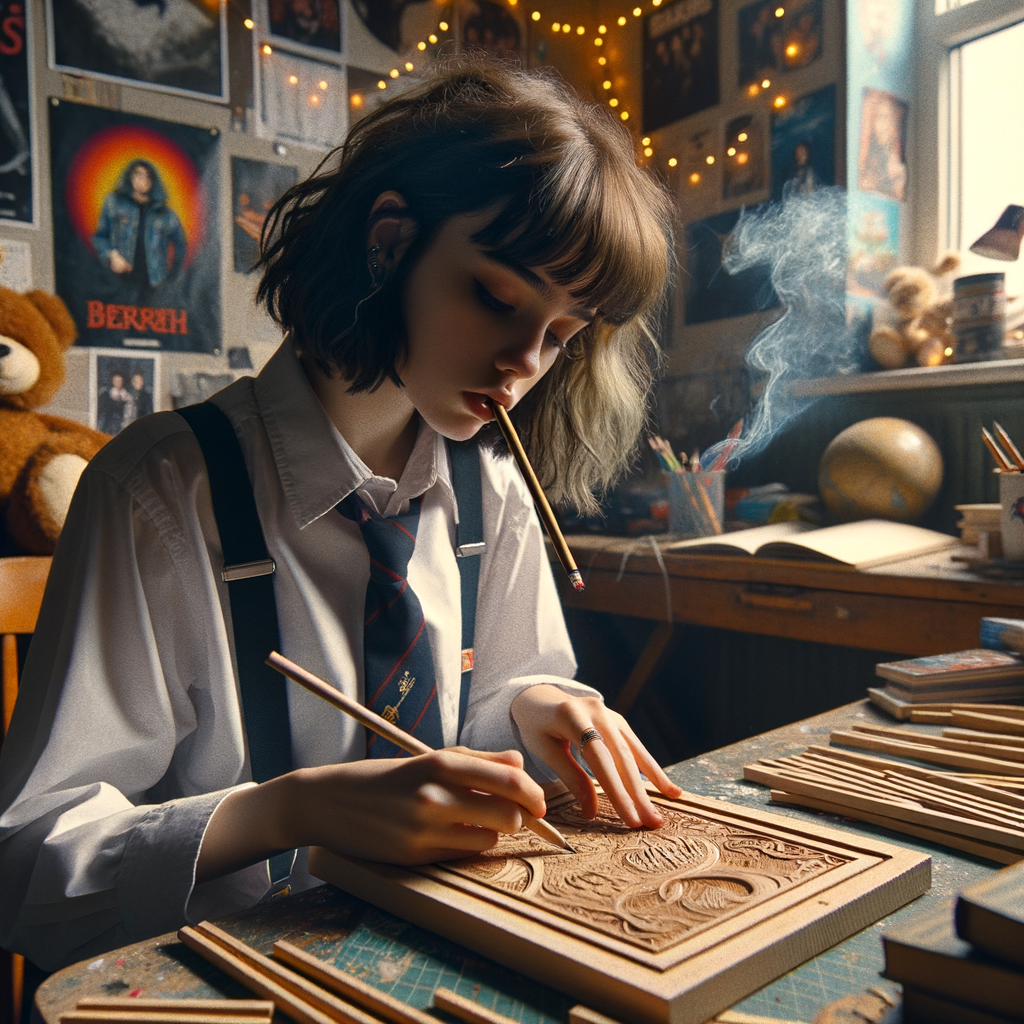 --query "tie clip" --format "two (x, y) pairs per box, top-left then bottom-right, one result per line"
(456, 542), (486, 558)
(221, 558), (276, 582)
